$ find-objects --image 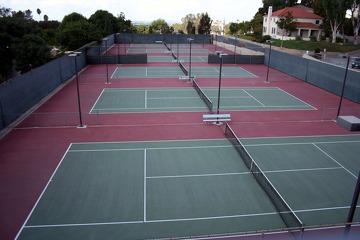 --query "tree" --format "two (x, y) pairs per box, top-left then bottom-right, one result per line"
(61, 12), (87, 27)
(0, 33), (13, 82)
(136, 25), (149, 34)
(277, 11), (297, 46)
(322, 0), (352, 43)
(300, 0), (314, 6)
(36, 8), (41, 21)
(58, 20), (102, 50)
(250, 13), (265, 38)
(117, 12), (136, 33)
(14, 33), (51, 73)
(11, 9), (33, 20)
(0, 6), (11, 17)
(186, 20), (196, 34)
(228, 22), (240, 34)
(89, 10), (118, 36)
(350, 1), (360, 44)
(198, 12), (212, 34)
(150, 18), (169, 33)
(181, 13), (197, 33)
